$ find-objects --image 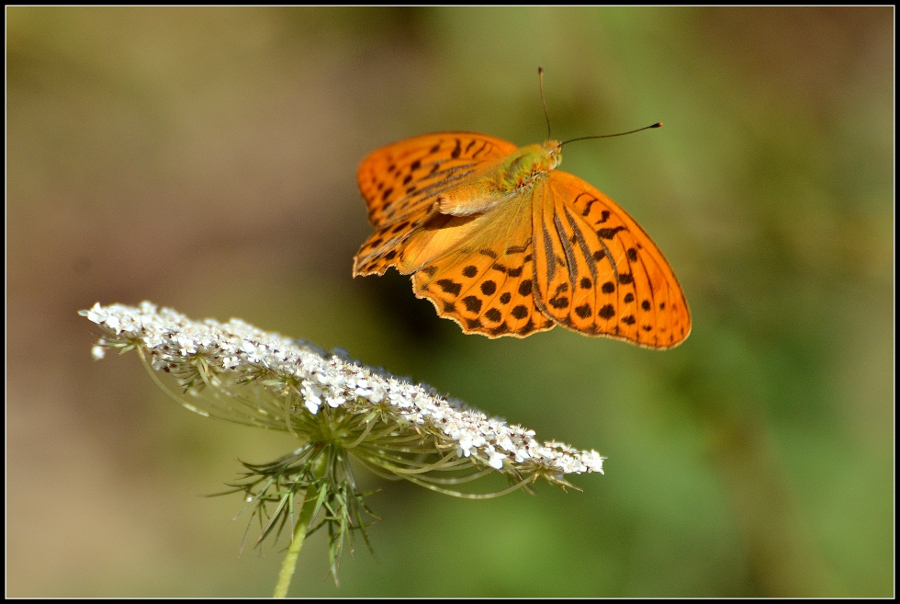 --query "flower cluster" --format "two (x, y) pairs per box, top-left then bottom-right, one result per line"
(81, 301), (605, 589)
(82, 301), (605, 484)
